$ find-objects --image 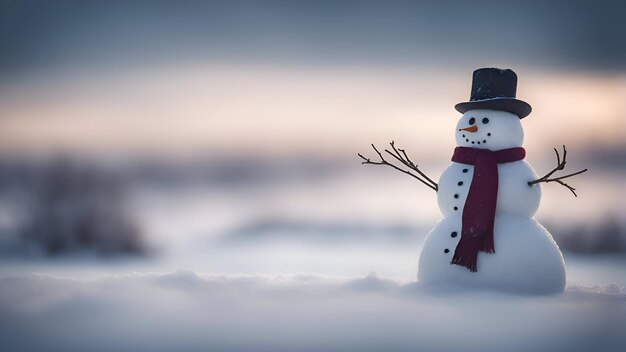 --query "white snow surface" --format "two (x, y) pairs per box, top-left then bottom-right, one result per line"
(1, 270), (624, 352)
